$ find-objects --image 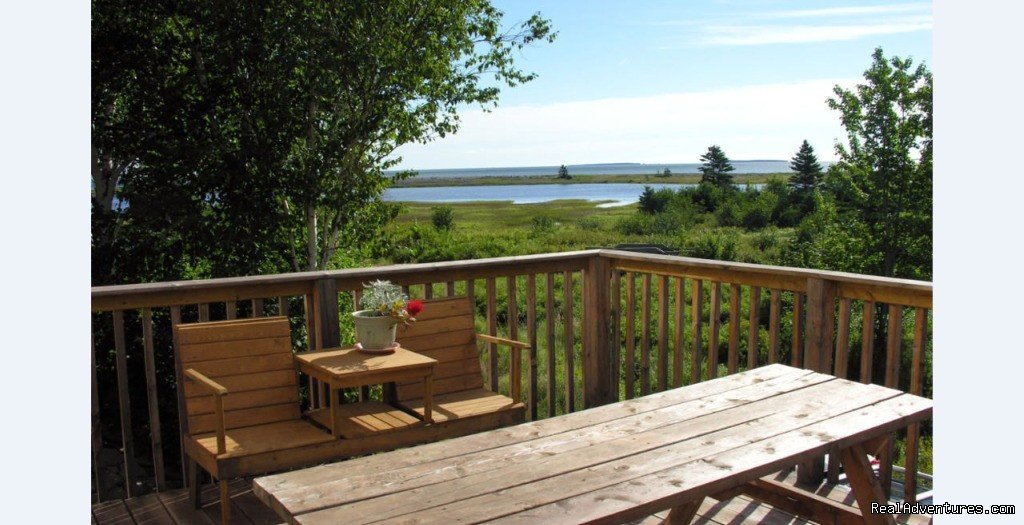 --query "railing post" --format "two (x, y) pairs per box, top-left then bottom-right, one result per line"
(314, 276), (341, 349)
(583, 254), (614, 408)
(798, 277), (837, 485)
